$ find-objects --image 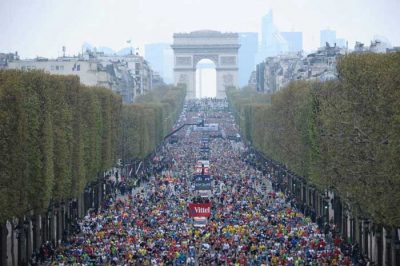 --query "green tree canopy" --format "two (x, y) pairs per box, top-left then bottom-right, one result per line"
(227, 52), (400, 227)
